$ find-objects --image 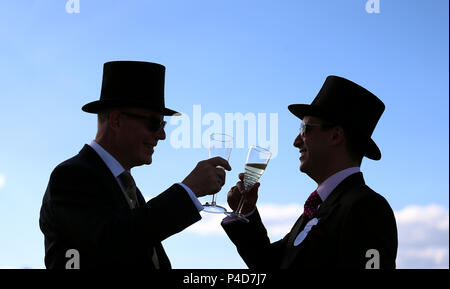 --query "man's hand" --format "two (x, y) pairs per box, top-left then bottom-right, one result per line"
(182, 157), (232, 198)
(227, 173), (260, 215)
